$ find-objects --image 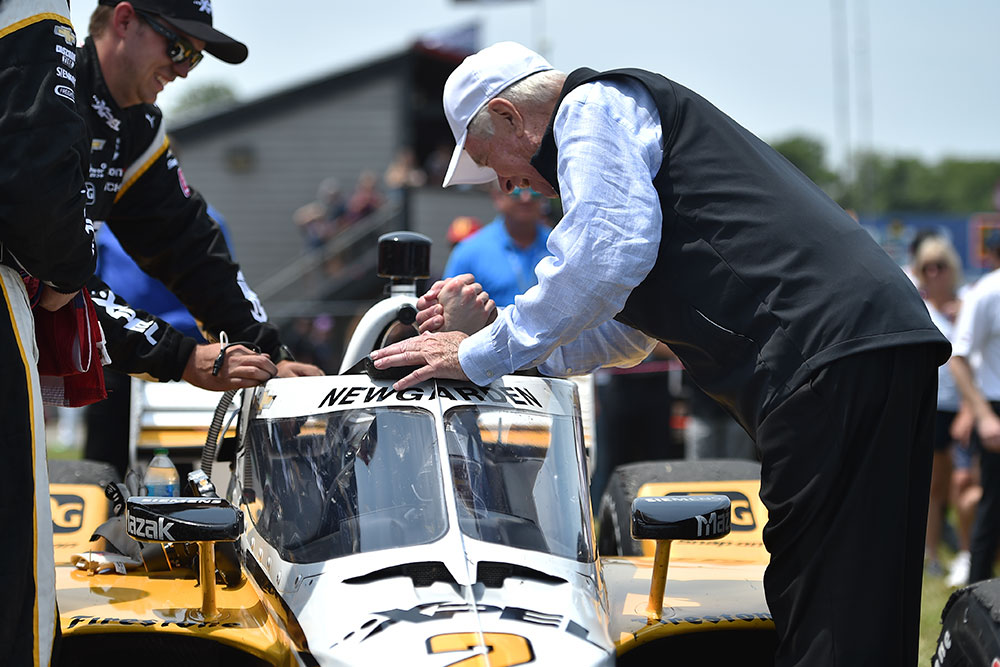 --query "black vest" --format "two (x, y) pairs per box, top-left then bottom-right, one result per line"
(531, 68), (949, 436)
